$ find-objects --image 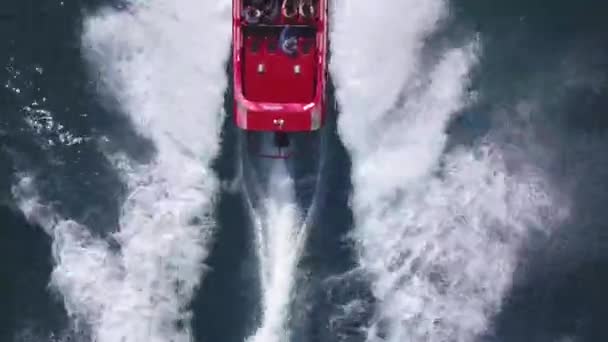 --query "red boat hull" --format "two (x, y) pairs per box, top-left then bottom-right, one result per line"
(232, 0), (329, 133)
